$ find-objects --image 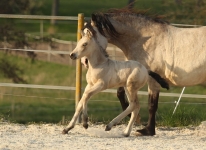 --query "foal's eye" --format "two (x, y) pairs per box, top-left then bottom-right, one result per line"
(83, 43), (87, 47)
